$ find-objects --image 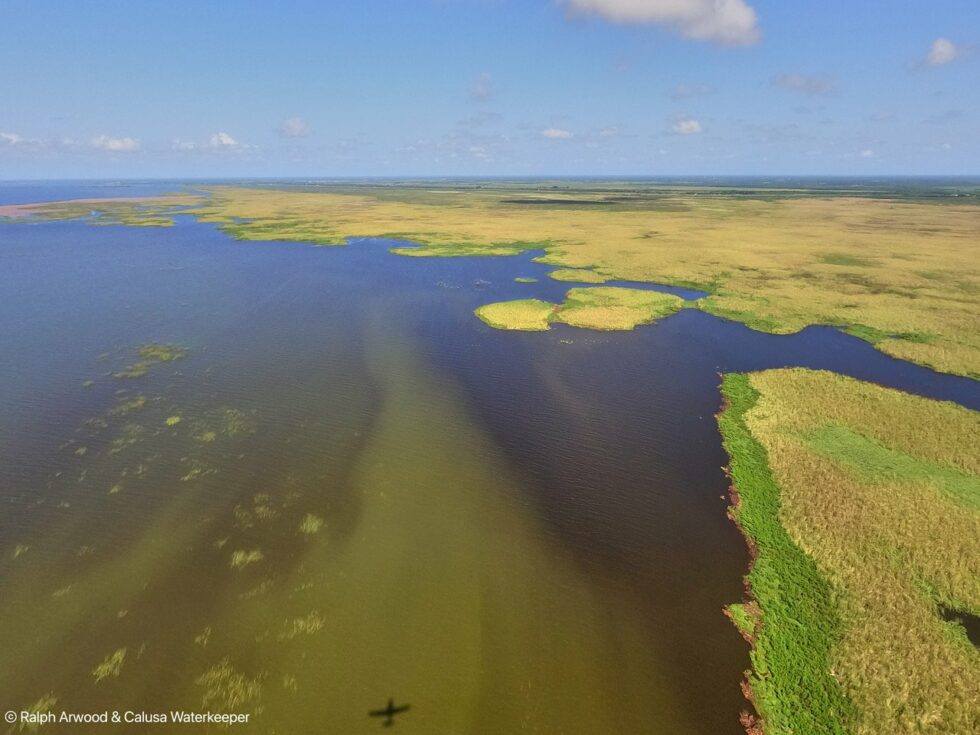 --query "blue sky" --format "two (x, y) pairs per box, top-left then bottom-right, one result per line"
(1, 0), (977, 178)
